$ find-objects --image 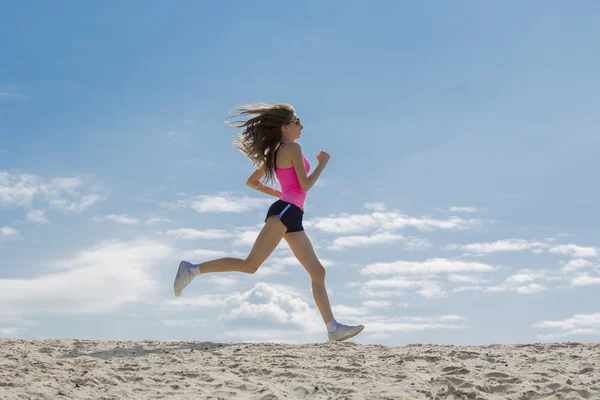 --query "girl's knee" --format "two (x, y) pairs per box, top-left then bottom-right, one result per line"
(243, 258), (261, 274)
(311, 265), (326, 282)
